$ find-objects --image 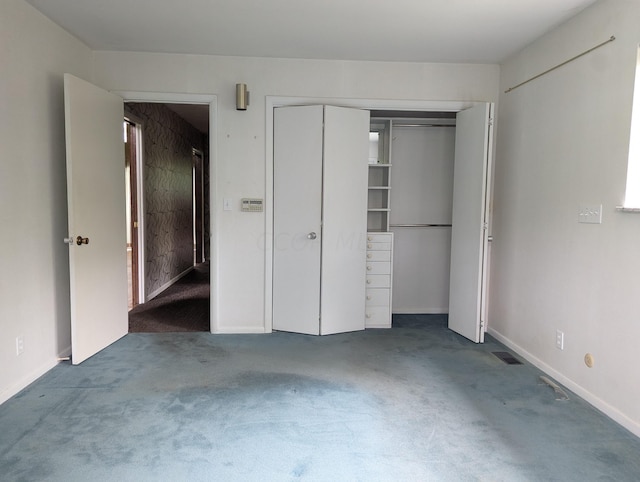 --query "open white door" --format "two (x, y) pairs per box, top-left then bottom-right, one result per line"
(448, 103), (494, 343)
(64, 74), (128, 364)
